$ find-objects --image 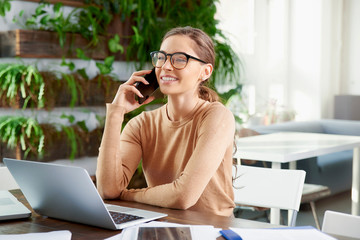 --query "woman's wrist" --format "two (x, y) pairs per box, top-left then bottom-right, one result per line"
(105, 103), (127, 121)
